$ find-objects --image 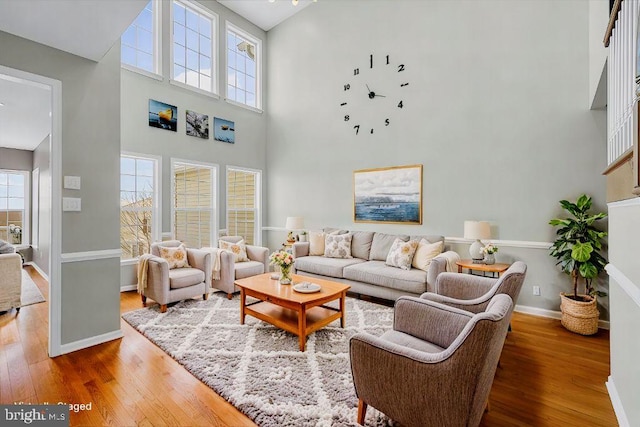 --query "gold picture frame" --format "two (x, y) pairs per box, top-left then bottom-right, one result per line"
(353, 164), (423, 224)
